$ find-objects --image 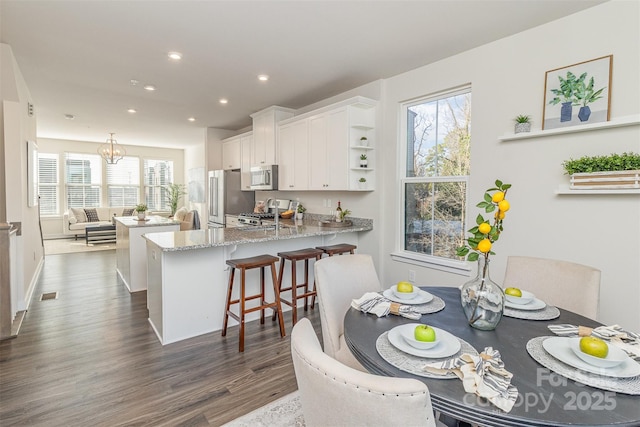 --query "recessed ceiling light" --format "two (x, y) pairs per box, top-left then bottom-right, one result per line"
(168, 52), (182, 60)
(143, 84), (156, 91)
(64, 114), (75, 120)
(130, 79), (139, 86)
(219, 98), (228, 104)
(258, 74), (269, 82)
(127, 108), (137, 113)
(188, 117), (196, 122)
